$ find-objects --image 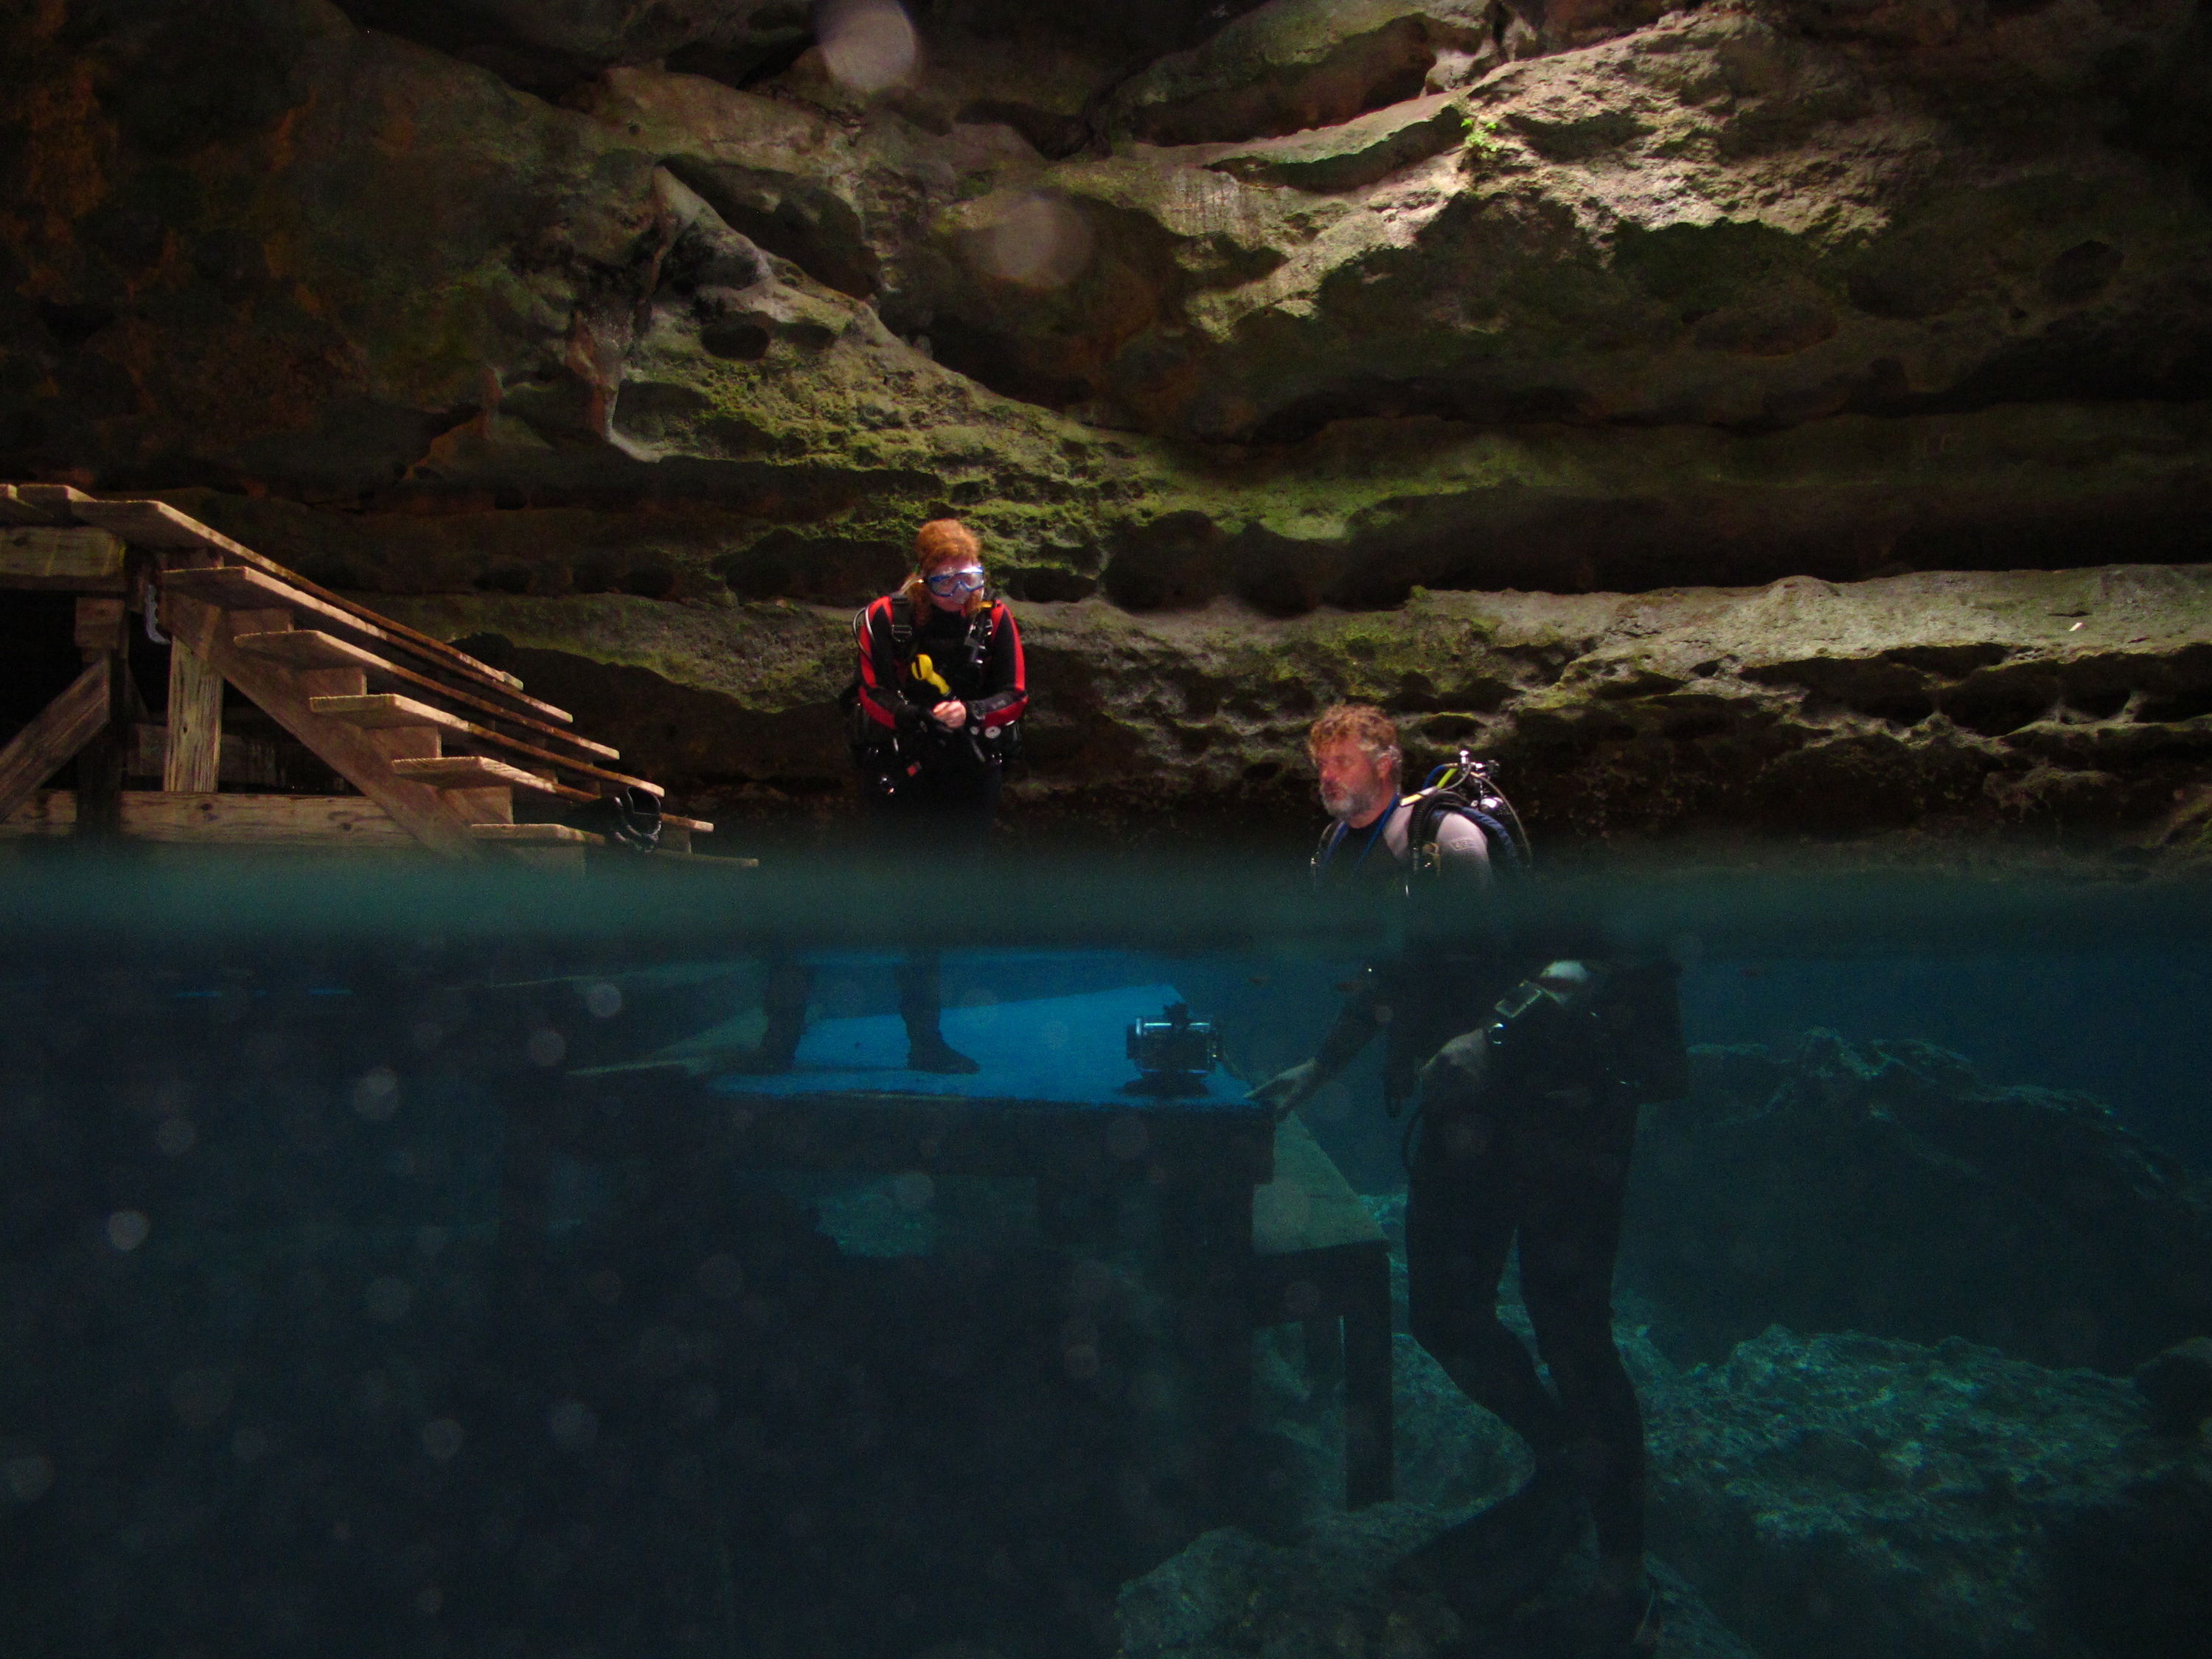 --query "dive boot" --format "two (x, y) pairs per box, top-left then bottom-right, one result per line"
(727, 963), (810, 1074)
(897, 962), (980, 1074)
(1450, 1577), (1662, 1659)
(1553, 1574), (1661, 1659)
(905, 1034), (981, 1074)
(1392, 1466), (1584, 1629)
